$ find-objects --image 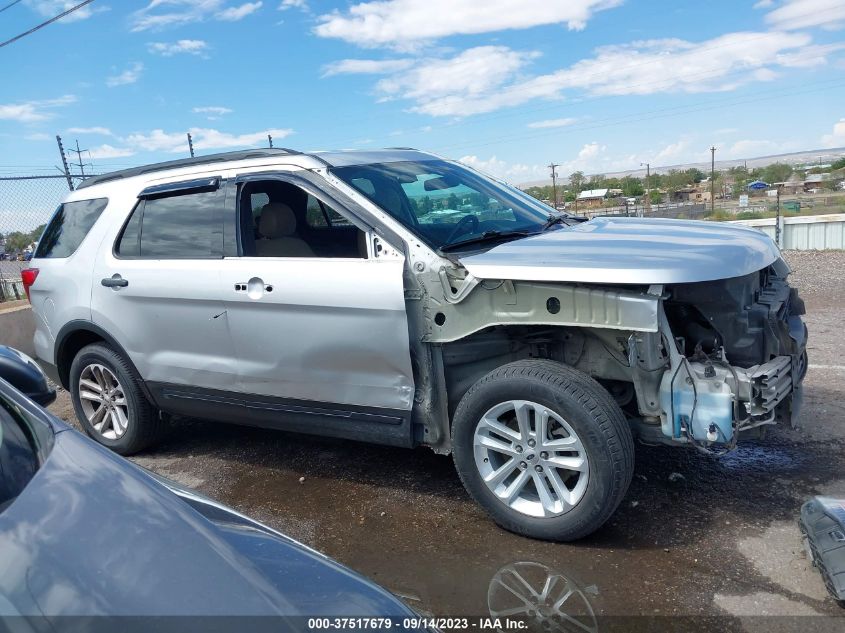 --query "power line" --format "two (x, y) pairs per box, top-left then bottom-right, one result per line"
(0, 0), (95, 49)
(0, 0), (25, 15)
